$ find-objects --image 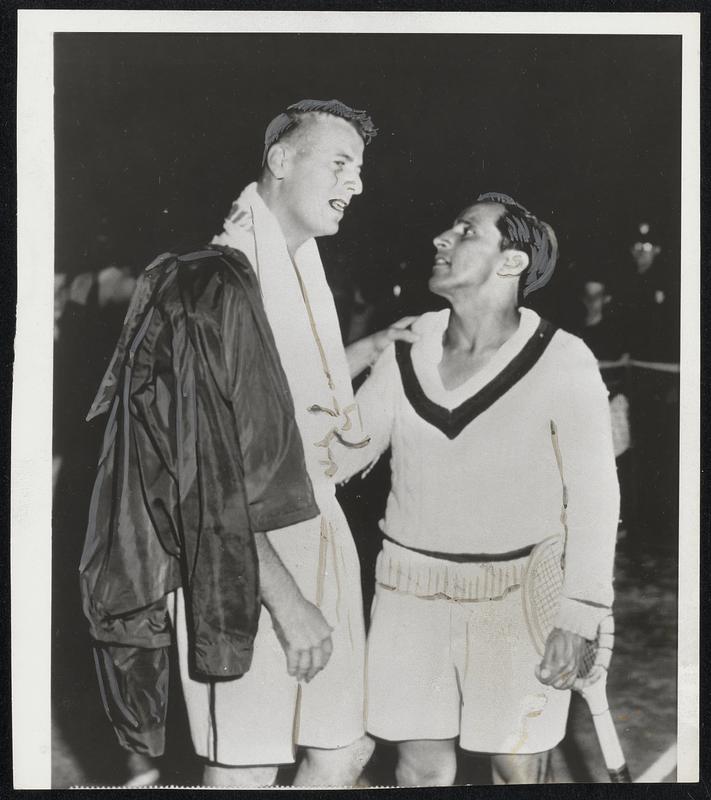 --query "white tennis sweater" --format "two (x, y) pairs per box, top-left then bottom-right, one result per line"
(341, 308), (620, 639)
